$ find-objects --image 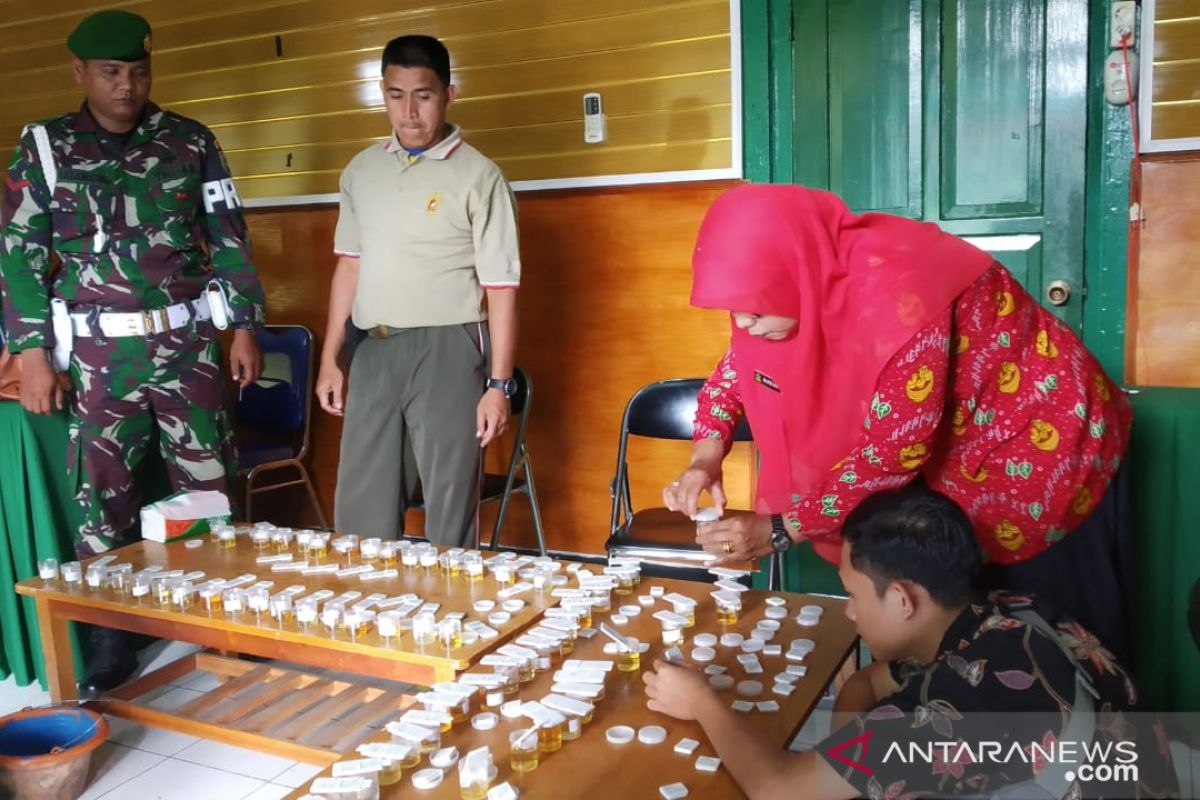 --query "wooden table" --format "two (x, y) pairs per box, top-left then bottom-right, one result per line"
(290, 577), (858, 799)
(14, 537), (559, 761)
